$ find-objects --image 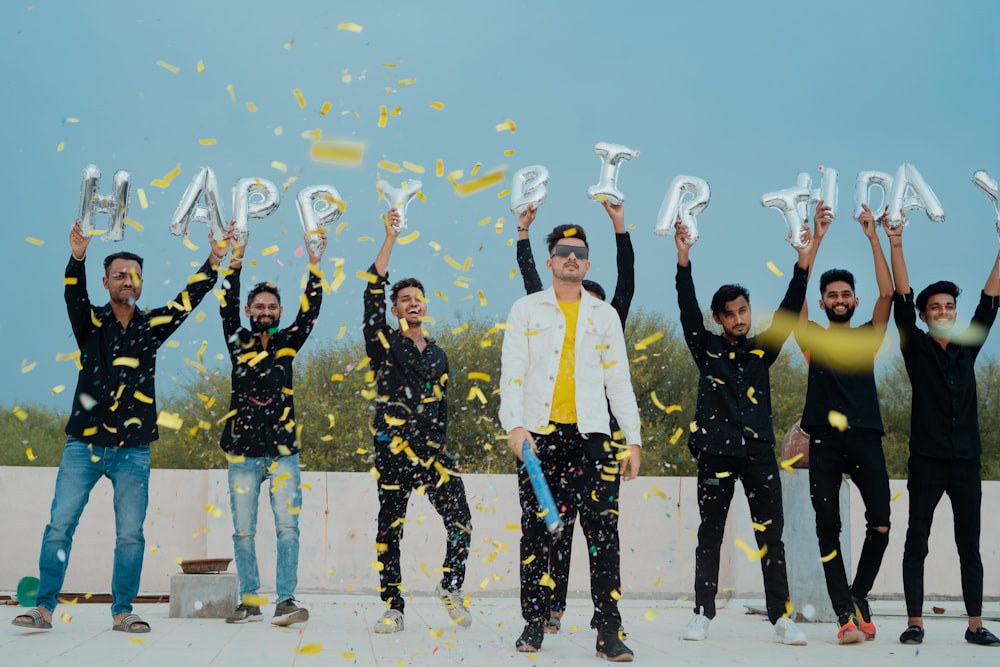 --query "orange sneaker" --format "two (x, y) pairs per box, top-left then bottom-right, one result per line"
(853, 599), (876, 640)
(837, 615), (865, 645)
